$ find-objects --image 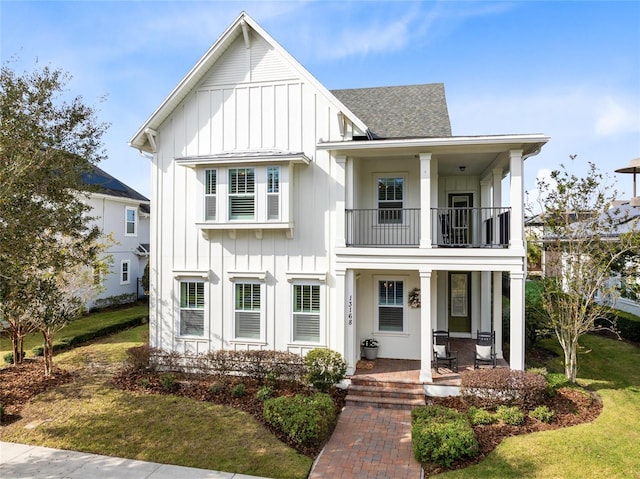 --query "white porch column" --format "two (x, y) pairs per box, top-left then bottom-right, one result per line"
(509, 272), (525, 370)
(509, 150), (524, 249)
(480, 272), (492, 332)
(344, 269), (357, 375)
(335, 155), (347, 248)
(492, 168), (502, 245)
(419, 153), (432, 248)
(334, 268), (346, 362)
(419, 269), (434, 382)
(493, 271), (504, 359)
